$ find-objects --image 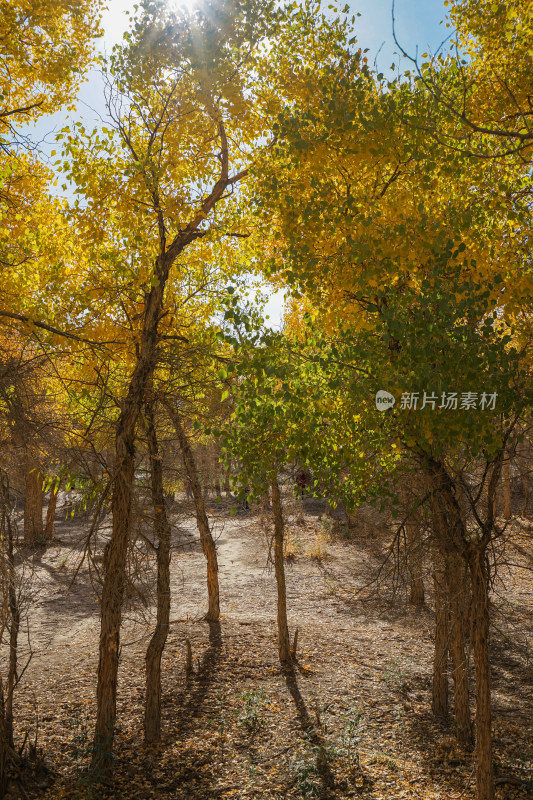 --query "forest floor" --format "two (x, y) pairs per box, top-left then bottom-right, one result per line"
(6, 492), (533, 800)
